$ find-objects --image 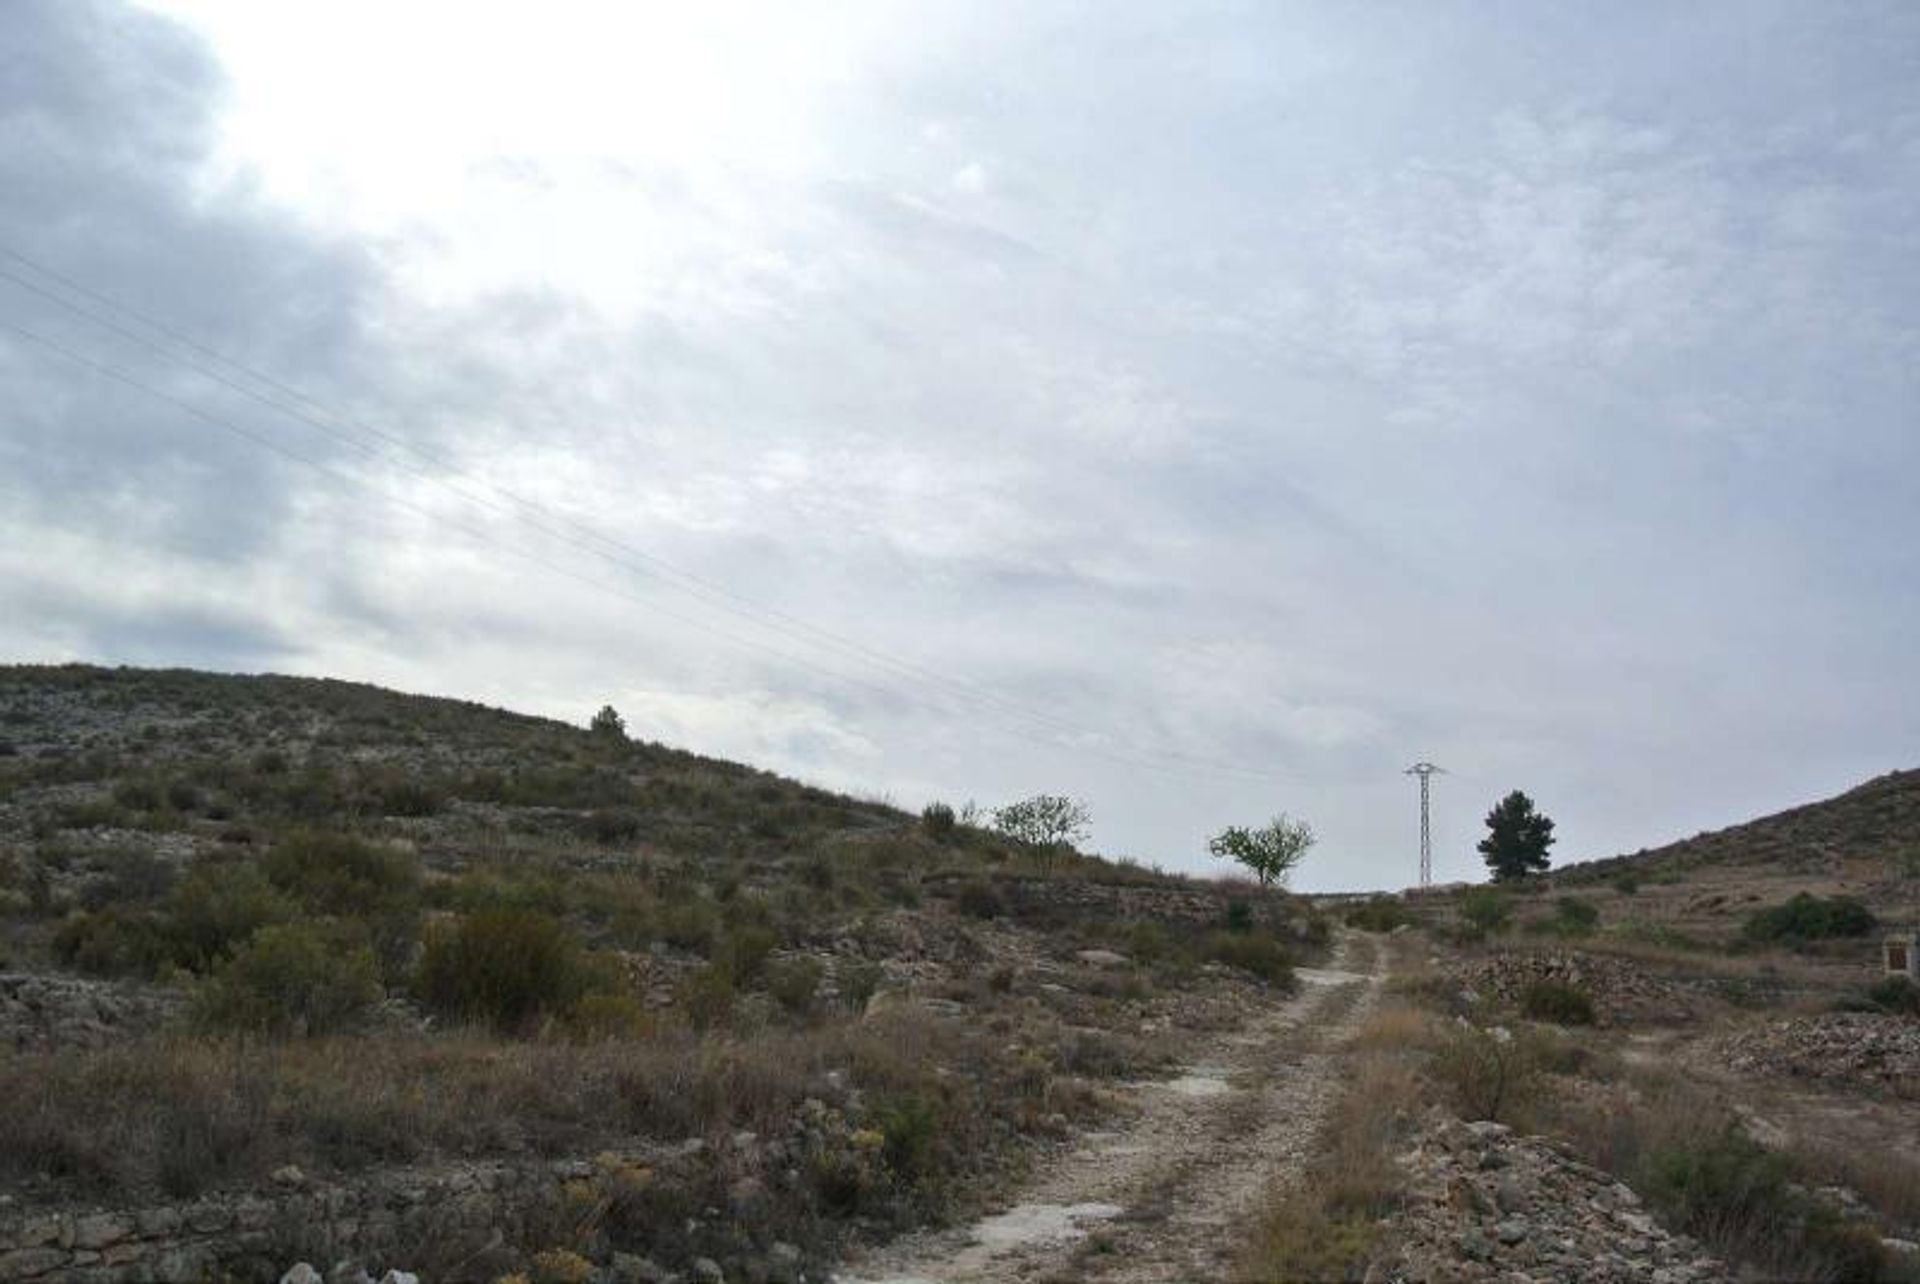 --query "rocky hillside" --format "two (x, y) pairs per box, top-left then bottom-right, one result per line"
(1563, 768), (1920, 882)
(0, 663), (1319, 1284)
